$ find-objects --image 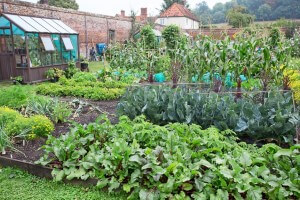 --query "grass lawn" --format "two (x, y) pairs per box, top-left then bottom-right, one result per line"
(89, 61), (108, 73)
(0, 167), (126, 200)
